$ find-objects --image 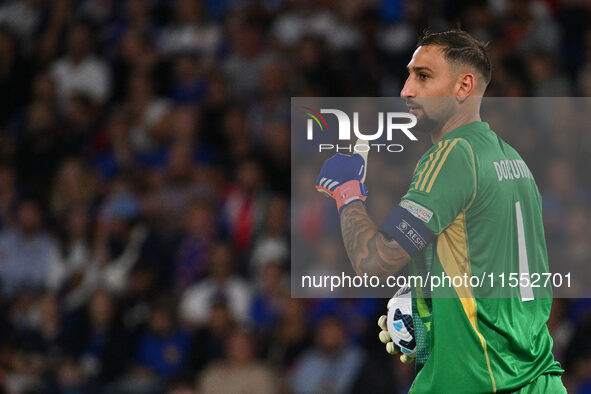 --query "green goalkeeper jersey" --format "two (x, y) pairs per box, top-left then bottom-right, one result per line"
(394, 121), (563, 393)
